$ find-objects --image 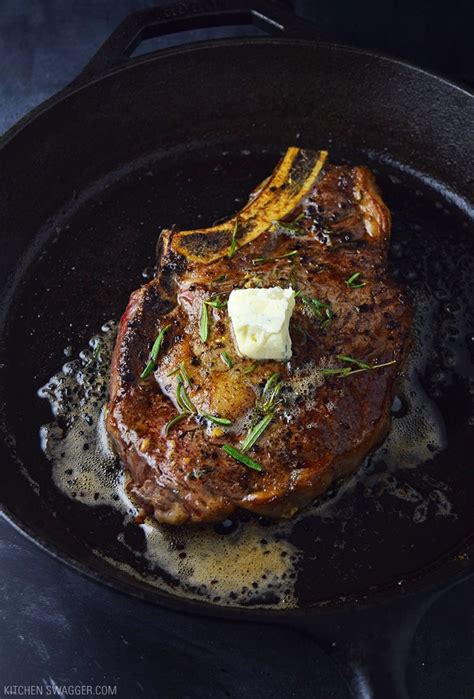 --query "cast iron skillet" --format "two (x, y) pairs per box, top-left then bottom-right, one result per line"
(0, 2), (473, 697)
